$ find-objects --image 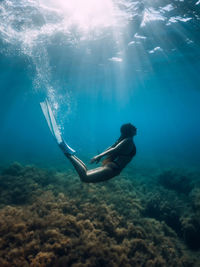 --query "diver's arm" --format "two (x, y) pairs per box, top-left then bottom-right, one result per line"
(90, 148), (113, 163)
(103, 145), (114, 152)
(103, 140), (118, 152)
(90, 139), (129, 164)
